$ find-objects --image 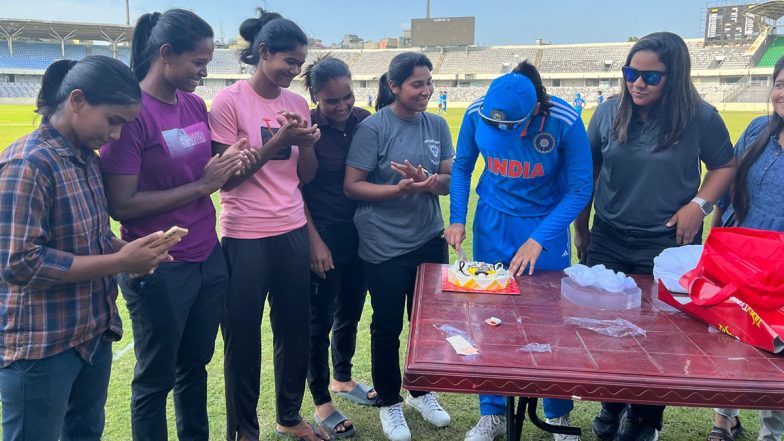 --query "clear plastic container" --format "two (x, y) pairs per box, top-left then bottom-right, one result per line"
(561, 277), (641, 310)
